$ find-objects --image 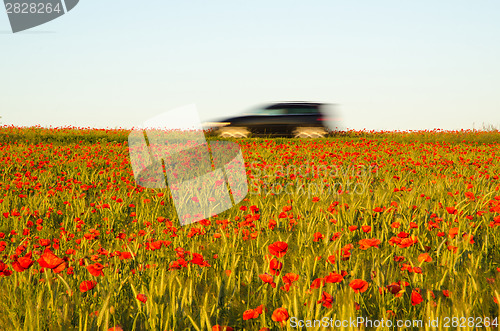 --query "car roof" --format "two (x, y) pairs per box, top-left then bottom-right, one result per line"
(264, 102), (323, 109)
